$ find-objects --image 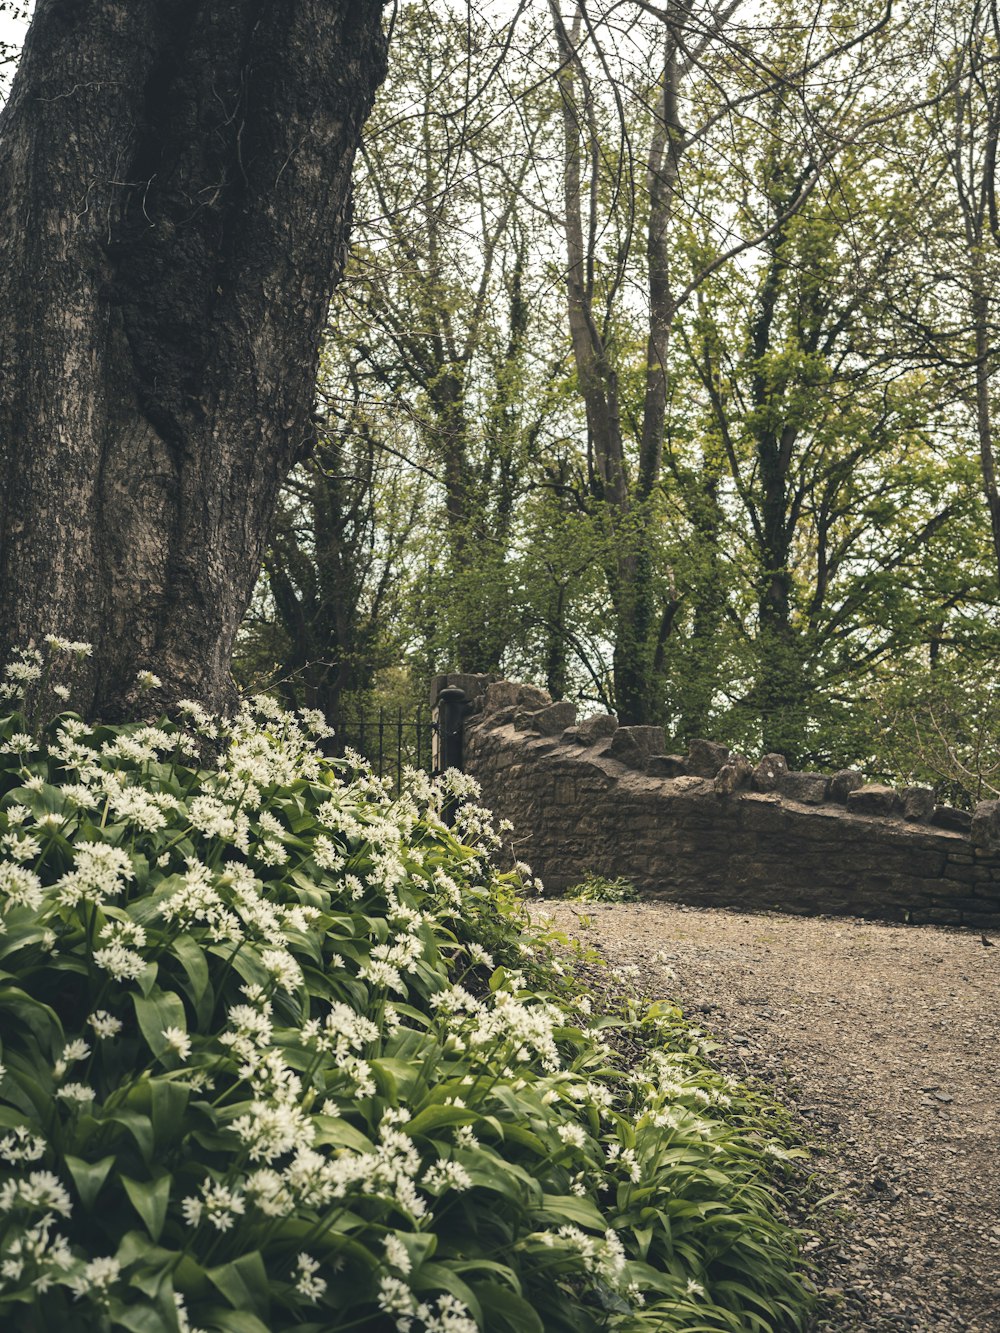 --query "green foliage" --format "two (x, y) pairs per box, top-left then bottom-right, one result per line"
(563, 876), (640, 905)
(0, 688), (814, 1331)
